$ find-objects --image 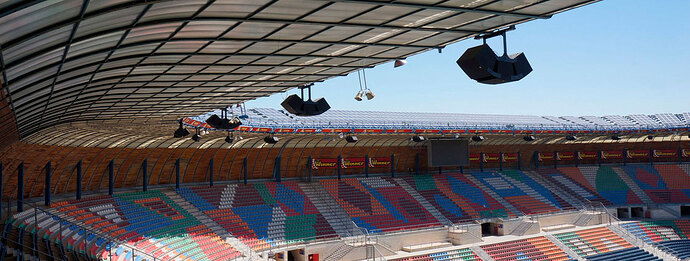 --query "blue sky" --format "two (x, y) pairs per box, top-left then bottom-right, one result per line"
(246, 0), (689, 116)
